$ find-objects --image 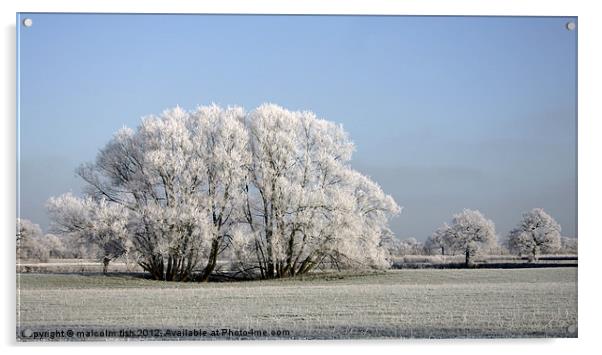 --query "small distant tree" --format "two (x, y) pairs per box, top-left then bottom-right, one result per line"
(506, 208), (561, 261)
(16, 218), (48, 262)
(434, 209), (497, 266)
(47, 193), (130, 273)
(425, 226), (451, 255)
